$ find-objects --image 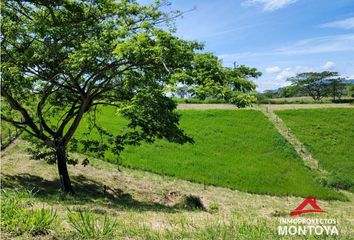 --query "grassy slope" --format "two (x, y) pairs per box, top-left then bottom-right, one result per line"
(74, 108), (343, 200)
(1, 141), (354, 239)
(275, 108), (354, 191)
